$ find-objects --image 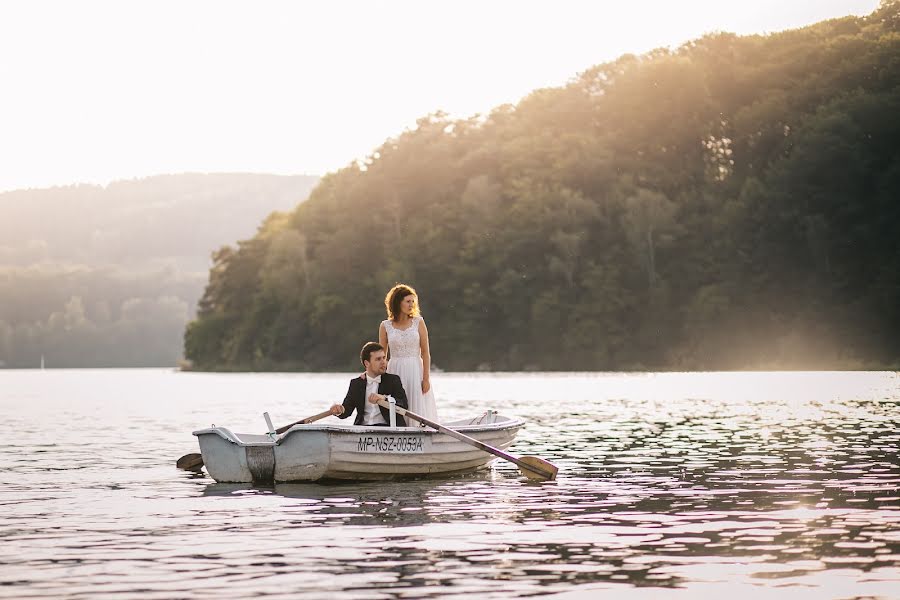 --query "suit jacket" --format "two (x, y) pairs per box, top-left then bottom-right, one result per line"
(337, 373), (408, 426)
